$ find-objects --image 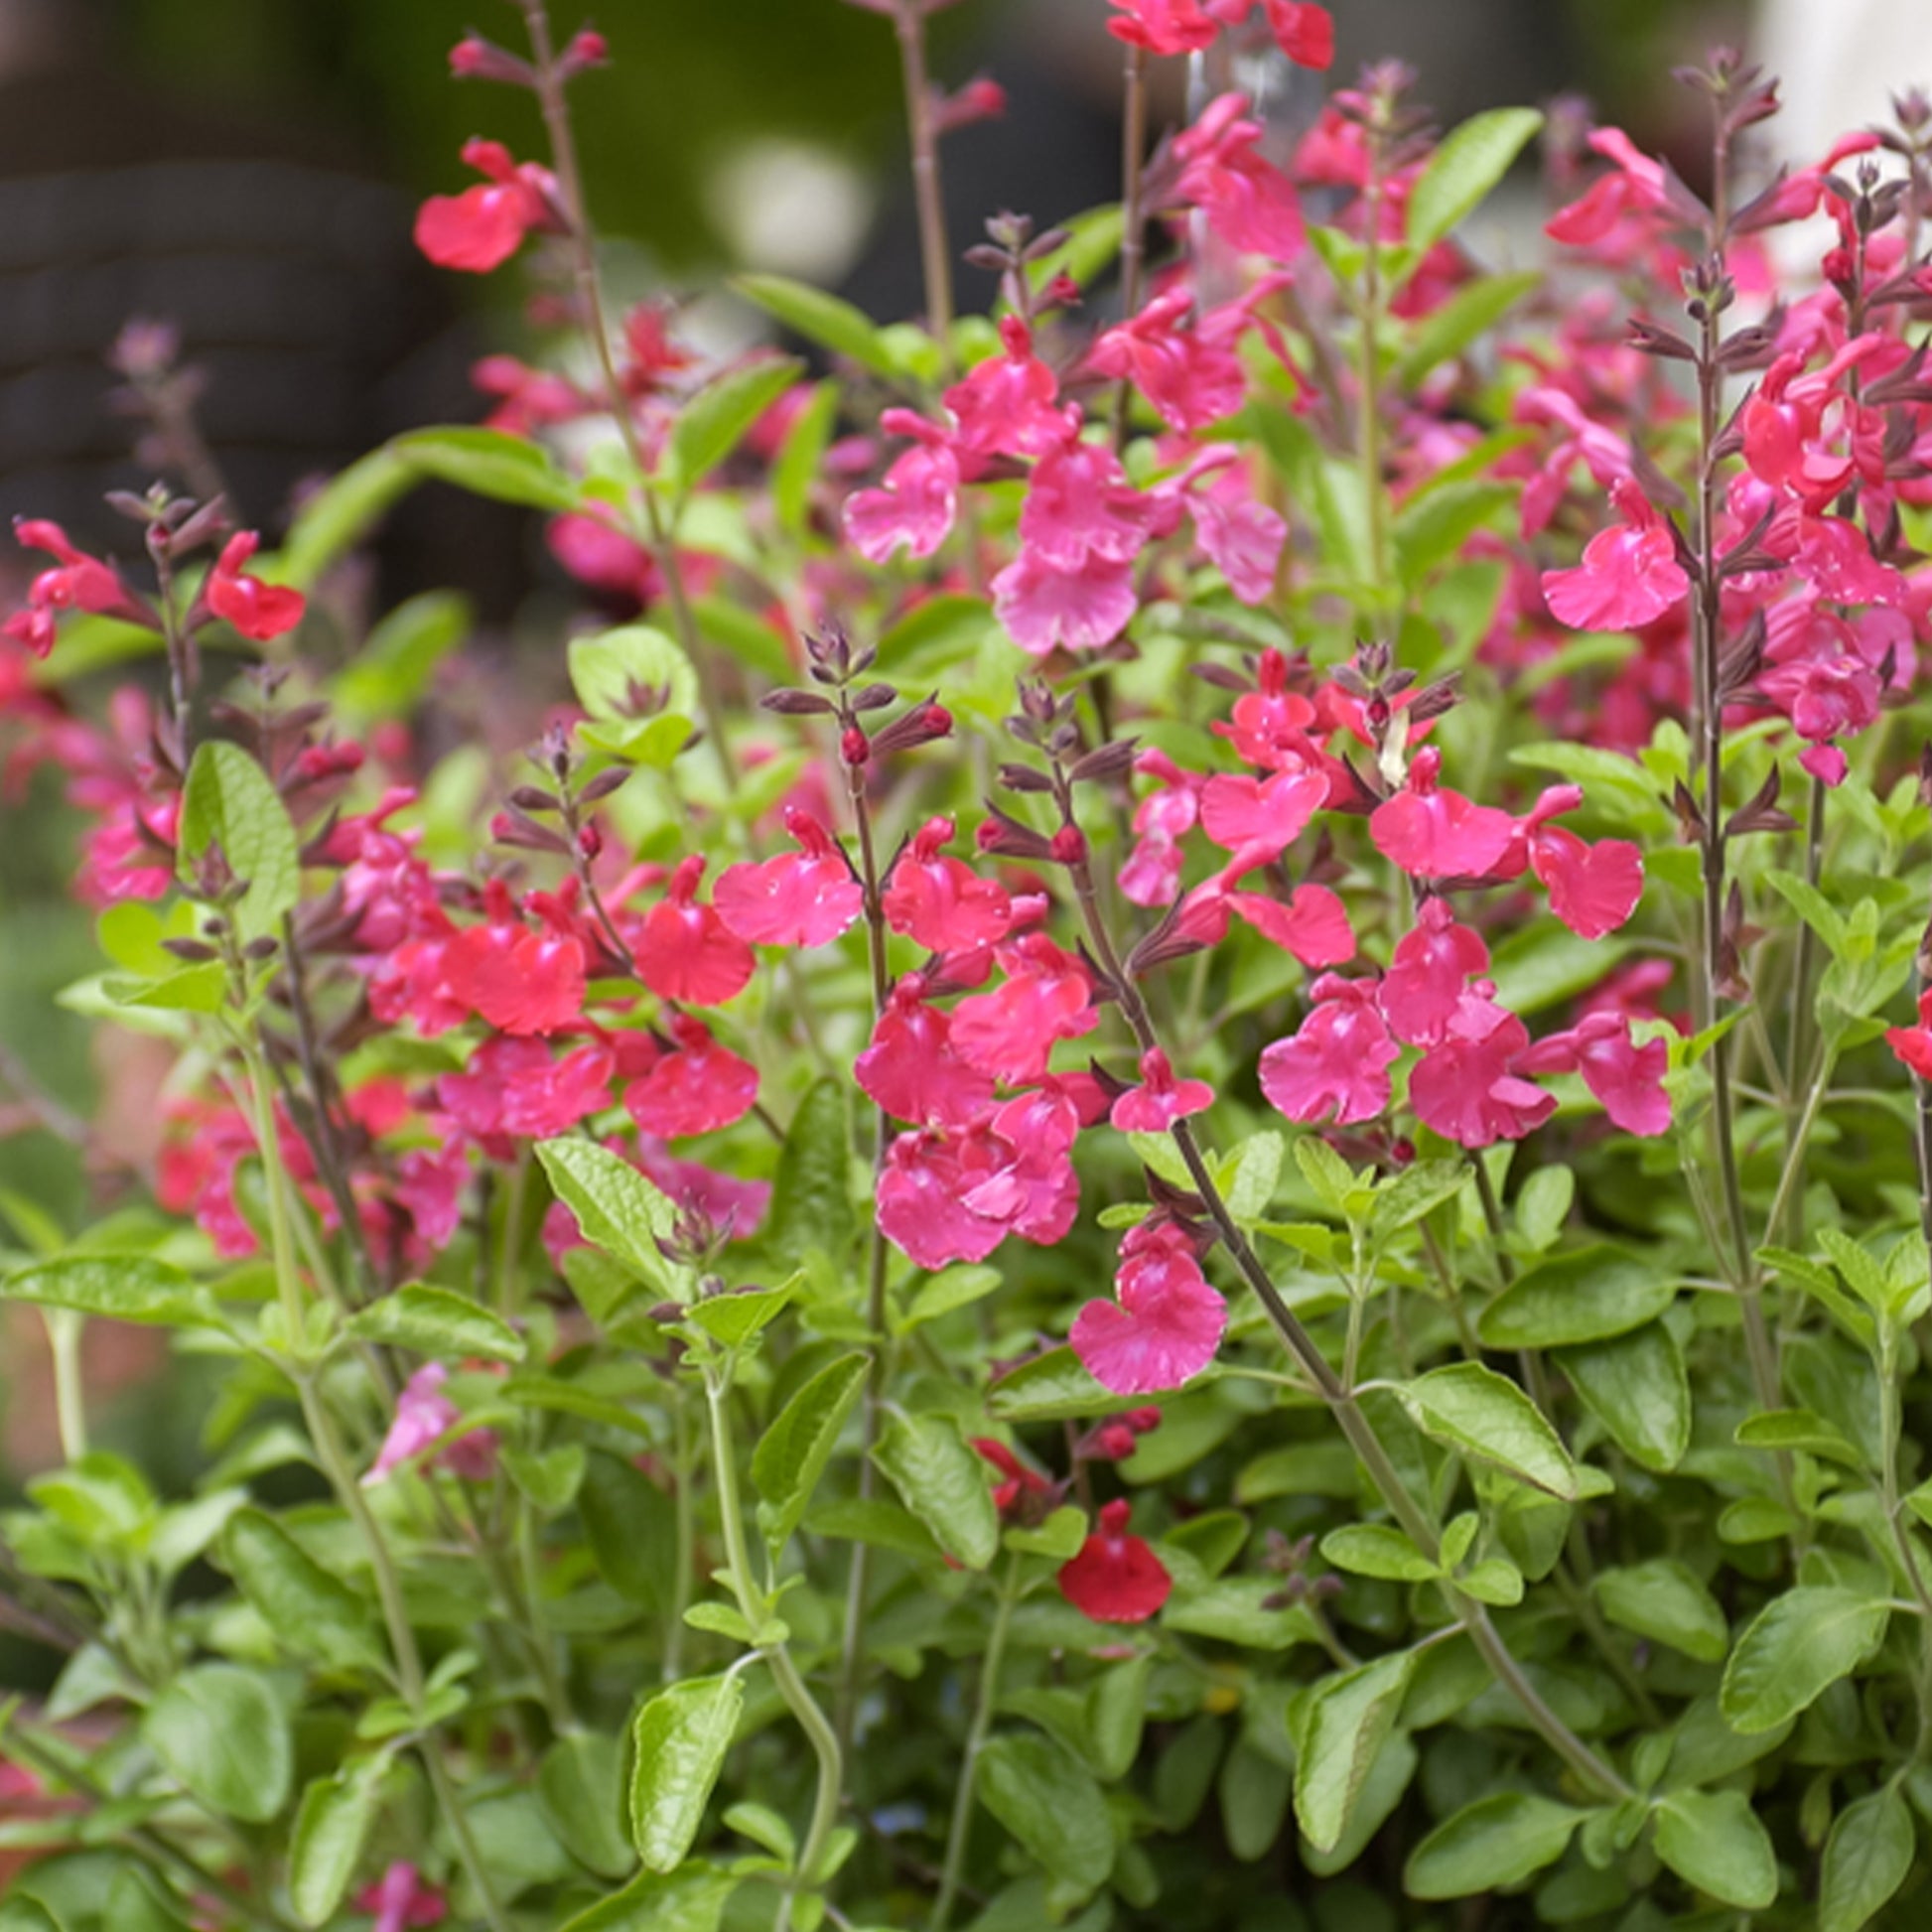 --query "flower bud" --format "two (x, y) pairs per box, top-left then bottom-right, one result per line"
(1049, 825), (1087, 865)
(840, 725), (871, 767)
(449, 35), (536, 86)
